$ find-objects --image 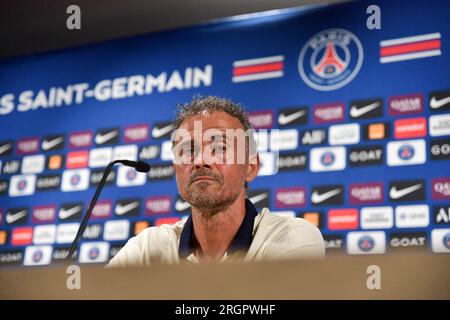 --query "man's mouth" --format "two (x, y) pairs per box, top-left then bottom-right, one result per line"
(192, 176), (217, 183)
